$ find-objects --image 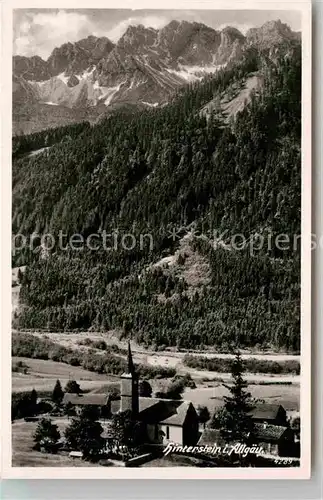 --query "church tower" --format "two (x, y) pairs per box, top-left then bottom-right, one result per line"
(120, 341), (139, 417)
